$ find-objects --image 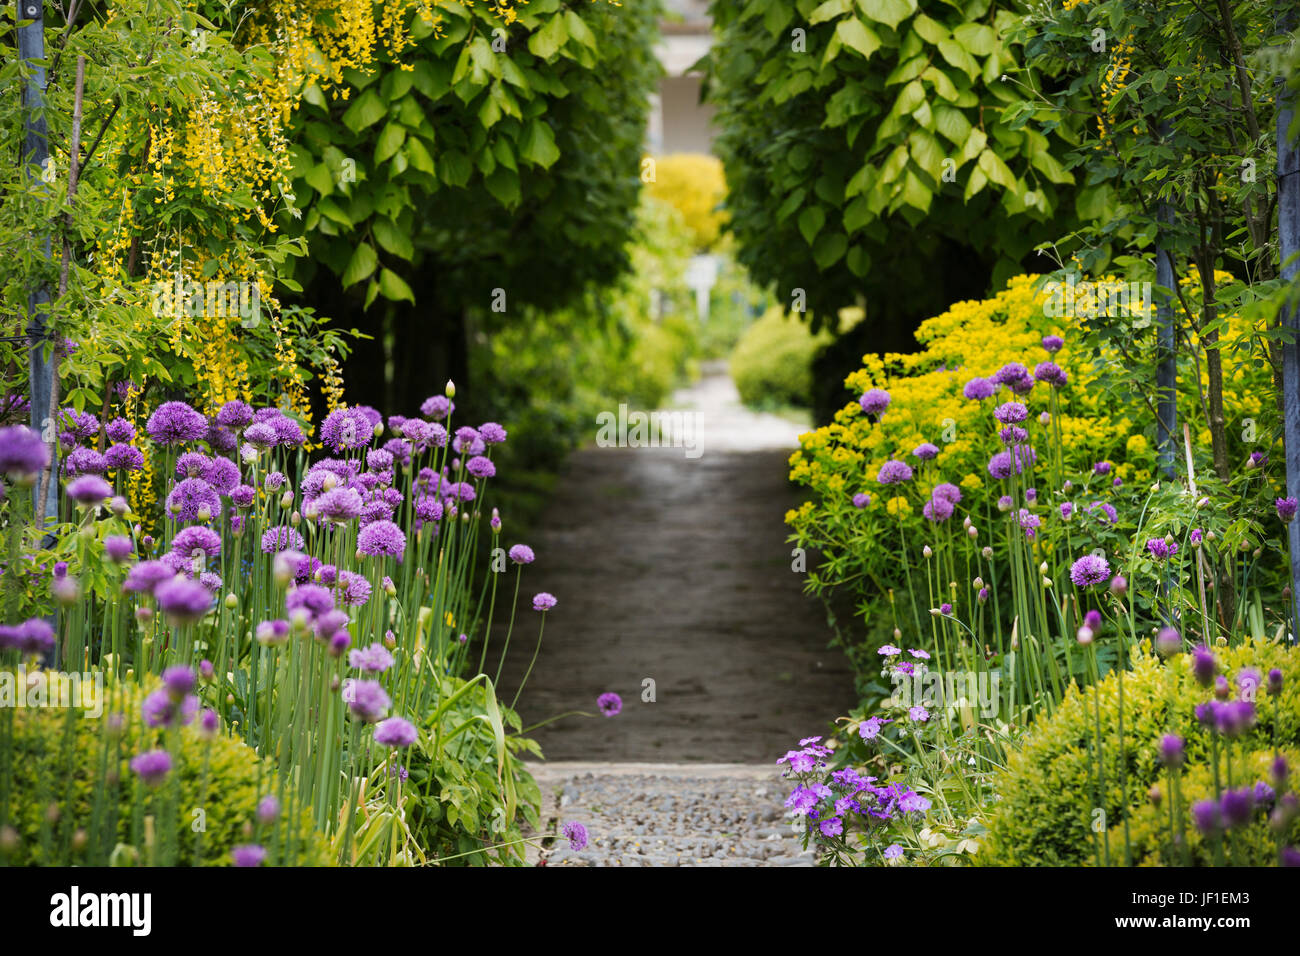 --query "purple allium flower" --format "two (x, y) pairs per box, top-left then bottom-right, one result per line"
(1238, 668), (1262, 700)
(977, 586), (989, 603)
(987, 446), (1036, 480)
(452, 425), (480, 451)
(508, 544), (535, 565)
(59, 407), (99, 442)
(1033, 361), (1068, 388)
(104, 417), (135, 443)
(171, 525), (221, 562)
(216, 400), (254, 430)
(374, 716), (418, 748)
(1112, 476), (1123, 488)
(1042, 334), (1064, 353)
(166, 478), (220, 523)
(1154, 627), (1180, 656)
(63, 446), (107, 476)
(103, 443), (143, 472)
(1190, 528), (1203, 546)
(466, 455), (496, 479)
(561, 821), (588, 851)
(155, 577), (212, 623)
(998, 425), (1029, 446)
(1158, 734), (1185, 767)
(286, 583), (334, 621)
(1192, 645), (1216, 686)
(930, 482), (961, 505)
(331, 570), (369, 608)
(66, 474), (112, 505)
(0, 618), (55, 655)
(315, 487), (364, 523)
(175, 451), (211, 479)
(261, 525), (305, 554)
(205, 422), (237, 455)
(162, 665), (196, 700)
(198, 707), (219, 738)
(382, 438), (412, 469)
(104, 535), (133, 563)
(479, 422), (507, 444)
(242, 422), (276, 449)
(420, 395), (454, 420)
(202, 457), (240, 494)
(1017, 509), (1041, 538)
(1093, 461), (1111, 476)
(230, 484), (256, 509)
(142, 689), (198, 728)
(852, 493), (871, 508)
(263, 471), (286, 493)
(1277, 497), (1298, 522)
(366, 449), (394, 474)
(122, 560), (177, 595)
(232, 844), (266, 867)
(1088, 501), (1118, 525)
(0, 425), (49, 479)
(597, 692), (622, 717)
(256, 795), (280, 825)
(923, 496), (954, 522)
(320, 407), (374, 452)
(349, 643), (394, 673)
(859, 389), (890, 416)
(1220, 788), (1255, 828)
(1268, 668), (1284, 695)
(993, 362), (1034, 395)
(963, 377), (995, 401)
(357, 520), (406, 558)
(533, 592), (557, 612)
(1070, 554), (1110, 587)
(876, 460), (913, 485)
(146, 401), (208, 445)
(912, 442), (940, 461)
(346, 679), (391, 723)
(255, 619), (291, 647)
(130, 749), (173, 786)
(993, 401), (1028, 425)
(1215, 700), (1256, 737)
(1146, 538), (1177, 560)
